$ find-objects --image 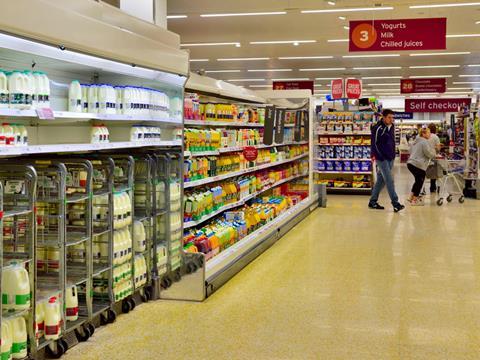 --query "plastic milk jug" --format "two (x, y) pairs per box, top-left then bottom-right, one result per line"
(68, 80), (82, 112)
(88, 85), (98, 113)
(81, 84), (89, 113)
(7, 72), (23, 109)
(44, 298), (61, 340)
(2, 265), (30, 310)
(65, 286), (79, 321)
(1, 321), (12, 360)
(23, 71), (34, 109)
(133, 221), (146, 253)
(0, 71), (9, 108)
(9, 317), (27, 359)
(35, 302), (45, 339)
